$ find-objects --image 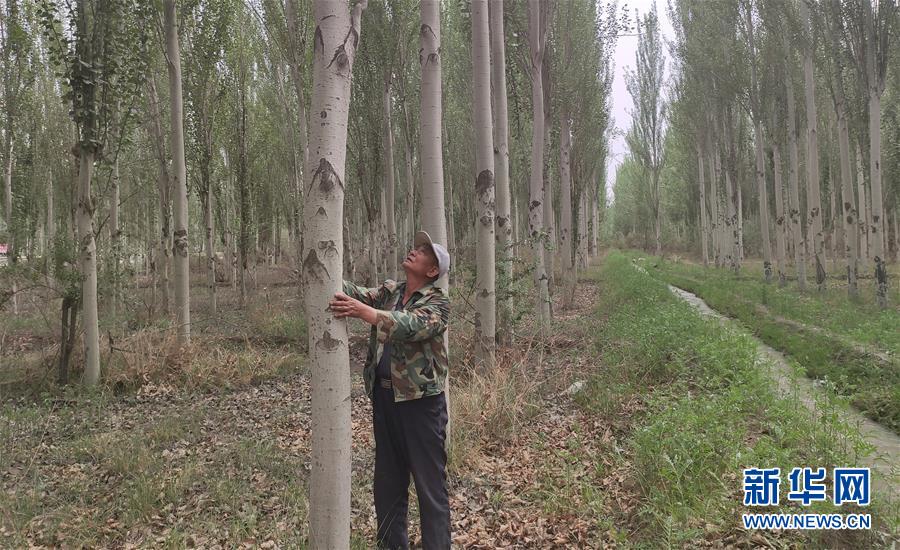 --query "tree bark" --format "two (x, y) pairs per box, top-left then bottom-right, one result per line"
(490, 0), (513, 344)
(383, 80), (397, 280)
(205, 178), (216, 317)
(559, 111), (574, 305)
(77, 148), (100, 385)
(721, 122), (739, 274)
(772, 141), (788, 286)
(472, 0), (496, 369)
(419, 0), (449, 264)
(527, 0), (550, 326)
(854, 141), (869, 272)
(832, 59), (859, 298)
(745, 1), (771, 280)
(708, 143), (721, 267)
(165, 0), (190, 343)
(284, 0), (310, 174)
(864, 2), (889, 306)
(303, 1), (366, 547)
(697, 144), (709, 266)
(110, 151), (121, 318)
(783, 37), (807, 289)
(801, 0), (826, 290)
(147, 77), (171, 315)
